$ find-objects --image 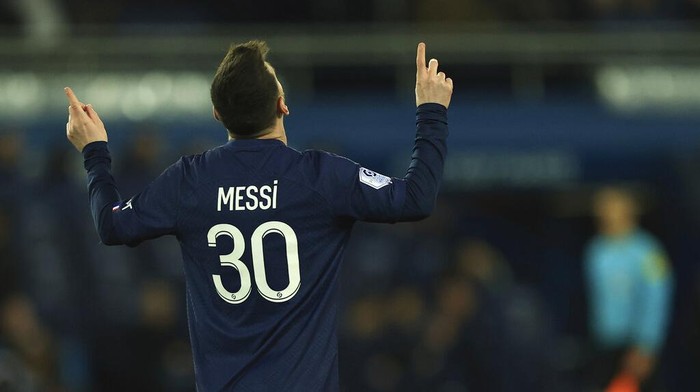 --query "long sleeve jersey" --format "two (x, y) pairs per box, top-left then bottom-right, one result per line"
(81, 103), (449, 391)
